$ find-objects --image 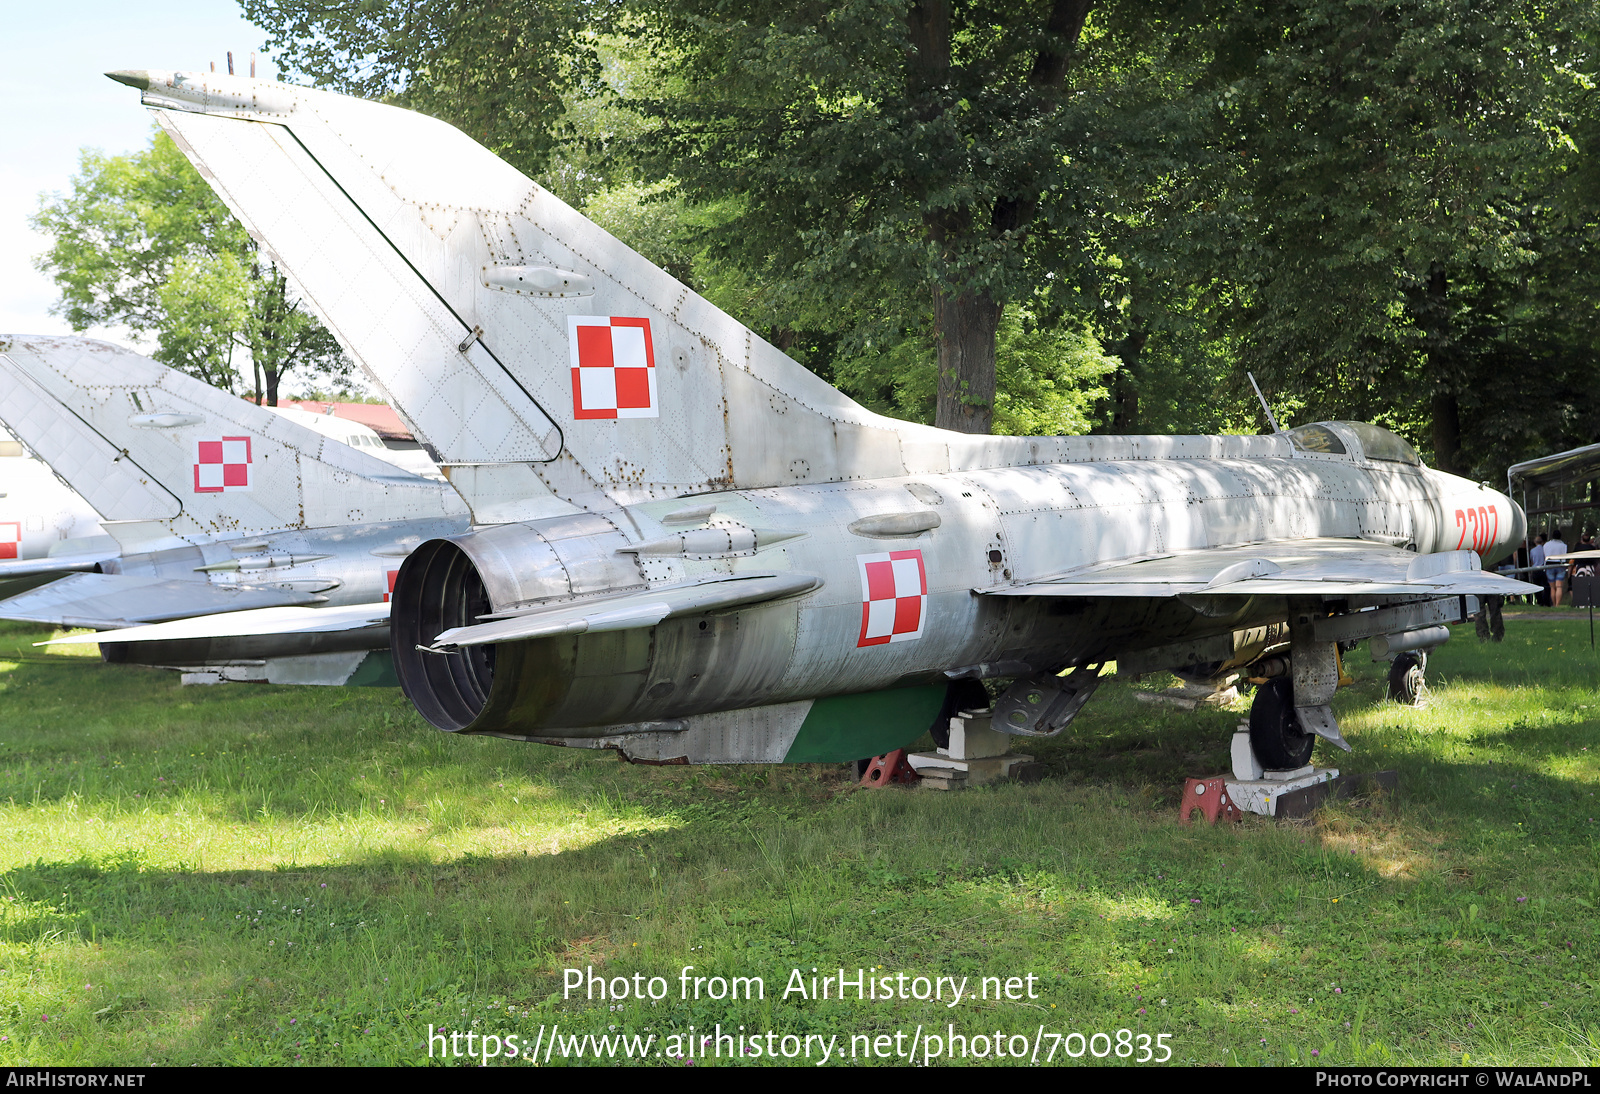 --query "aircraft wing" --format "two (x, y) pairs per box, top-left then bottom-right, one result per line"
(428, 572), (823, 649)
(41, 602), (390, 645)
(0, 573), (329, 629)
(985, 540), (1540, 598)
(47, 573), (820, 650)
